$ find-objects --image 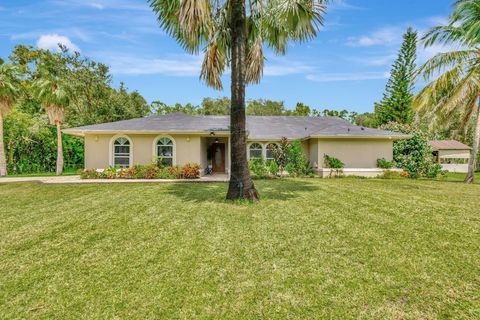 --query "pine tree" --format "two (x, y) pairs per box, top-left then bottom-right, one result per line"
(375, 28), (417, 125)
